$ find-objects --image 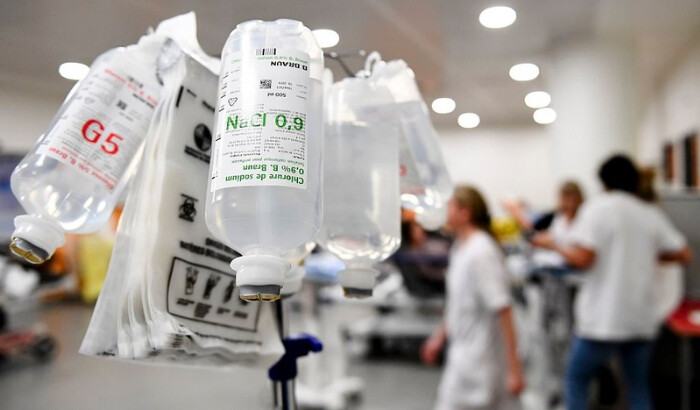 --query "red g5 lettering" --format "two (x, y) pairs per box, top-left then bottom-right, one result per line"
(101, 133), (123, 155)
(81, 119), (103, 143)
(80, 119), (122, 155)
